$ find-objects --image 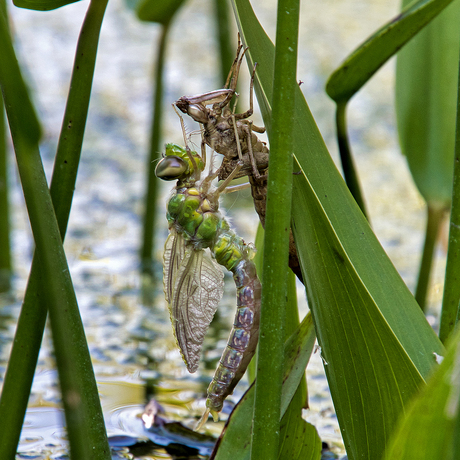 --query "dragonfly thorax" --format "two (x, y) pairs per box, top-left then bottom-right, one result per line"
(167, 186), (223, 250)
